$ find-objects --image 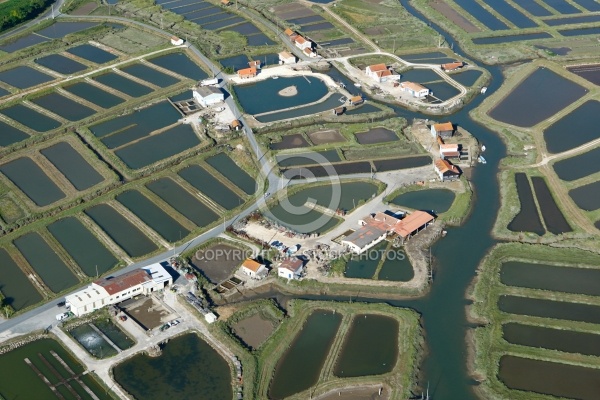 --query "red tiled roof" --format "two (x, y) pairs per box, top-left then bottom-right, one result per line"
(401, 81), (428, 92)
(442, 61), (464, 70)
(242, 259), (263, 272)
(248, 60), (261, 67)
(368, 63), (387, 72)
(295, 36), (307, 45)
(279, 258), (303, 272)
(433, 122), (453, 132)
(284, 28), (294, 36)
(238, 67), (257, 76)
(392, 211), (434, 238)
(94, 270), (150, 295)
(435, 159), (460, 174)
